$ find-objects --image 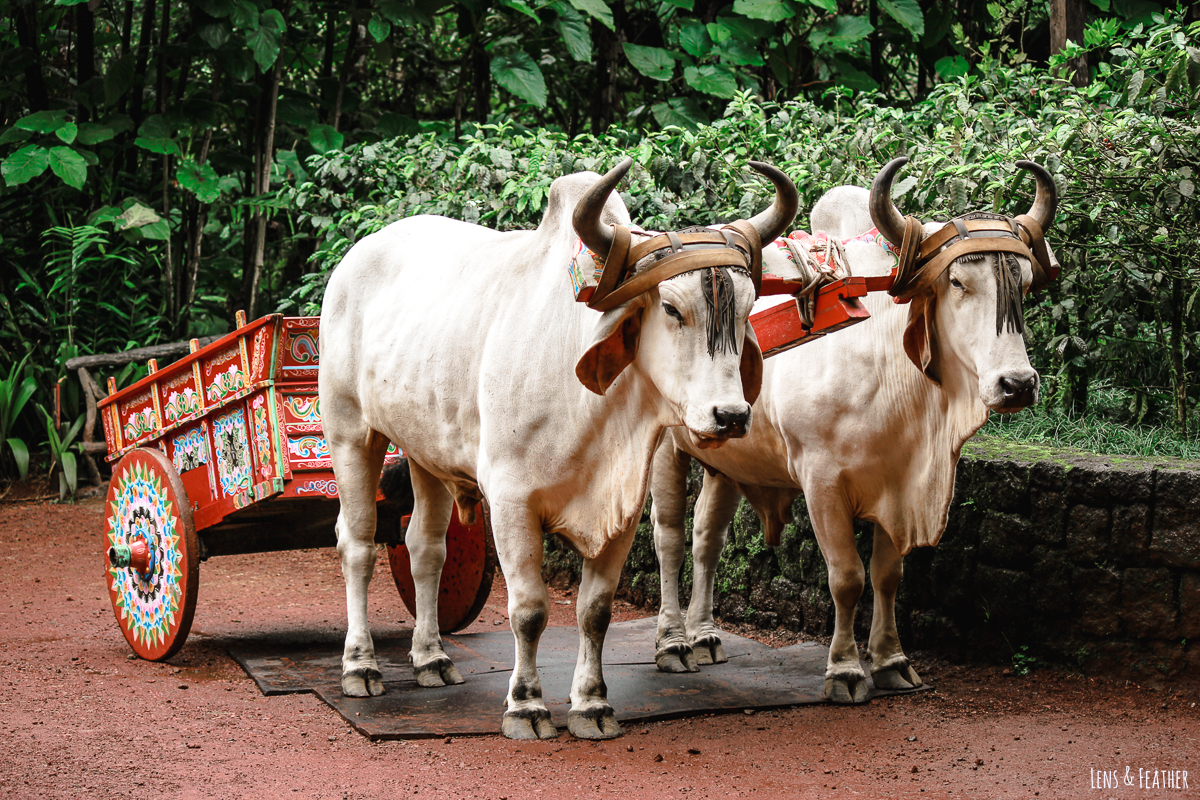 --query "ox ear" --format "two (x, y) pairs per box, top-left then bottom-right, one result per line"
(576, 299), (645, 396)
(903, 294), (942, 386)
(740, 324), (763, 405)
